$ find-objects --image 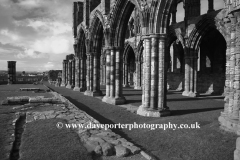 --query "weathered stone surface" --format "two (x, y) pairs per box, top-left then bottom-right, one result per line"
(94, 145), (103, 155)
(101, 142), (115, 156)
(88, 136), (106, 145)
(84, 140), (99, 153)
(124, 145), (141, 154)
(115, 145), (130, 157)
